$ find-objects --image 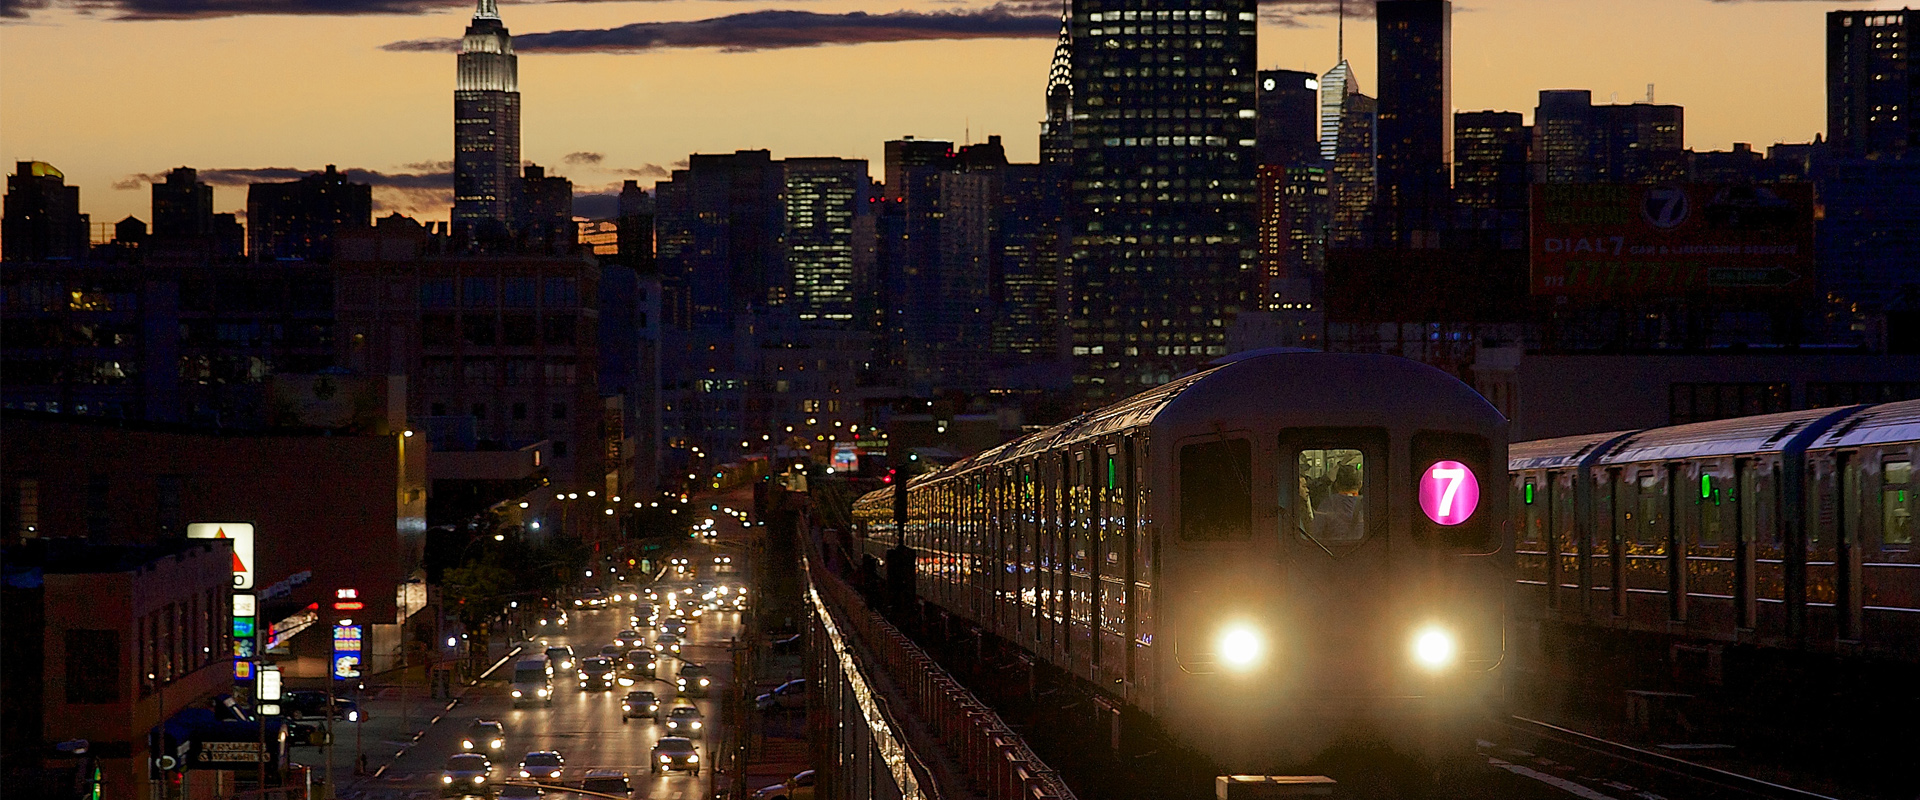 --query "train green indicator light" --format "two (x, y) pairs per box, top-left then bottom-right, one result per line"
(1701, 474), (1712, 499)
(1524, 482), (1534, 505)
